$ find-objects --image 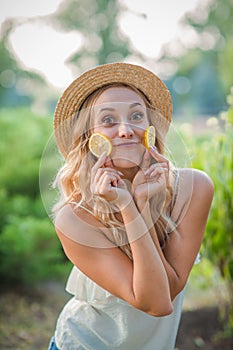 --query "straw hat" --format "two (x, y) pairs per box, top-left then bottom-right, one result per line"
(54, 62), (172, 157)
